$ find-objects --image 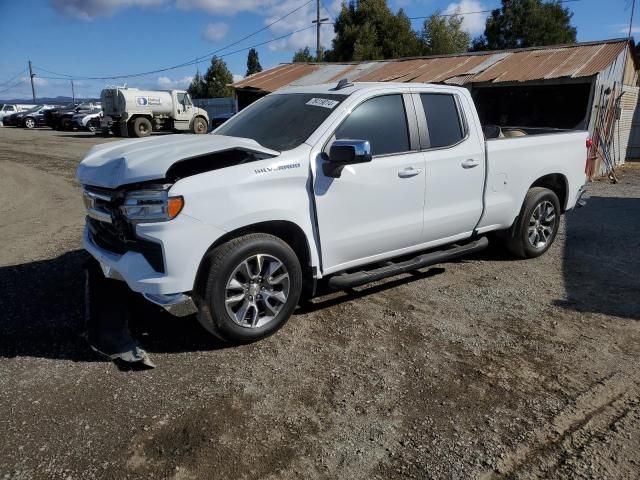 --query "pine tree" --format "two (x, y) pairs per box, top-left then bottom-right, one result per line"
(246, 48), (263, 76)
(187, 72), (207, 99)
(203, 56), (234, 98)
